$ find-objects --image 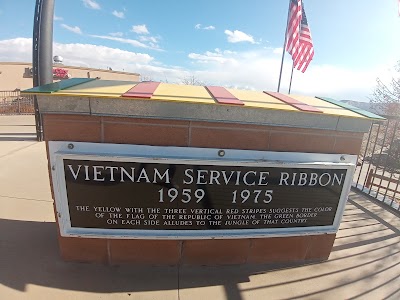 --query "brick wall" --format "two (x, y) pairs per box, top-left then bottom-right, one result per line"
(43, 114), (363, 154)
(44, 114), (362, 265)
